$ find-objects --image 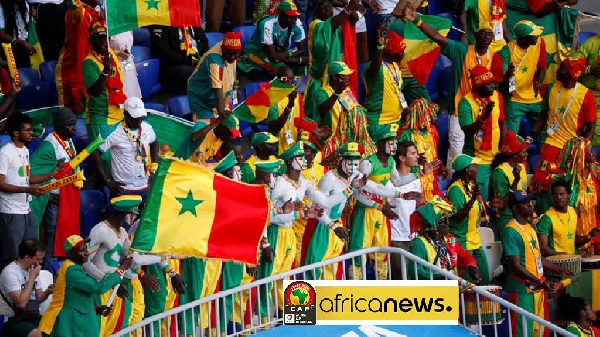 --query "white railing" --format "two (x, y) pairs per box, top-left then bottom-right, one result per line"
(113, 247), (575, 337)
